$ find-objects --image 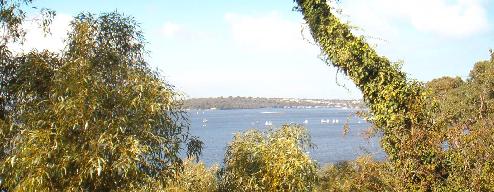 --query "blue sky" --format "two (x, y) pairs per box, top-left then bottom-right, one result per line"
(21, 0), (494, 99)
